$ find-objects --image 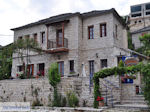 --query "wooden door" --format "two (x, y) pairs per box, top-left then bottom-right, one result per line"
(56, 29), (63, 47)
(58, 62), (64, 77)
